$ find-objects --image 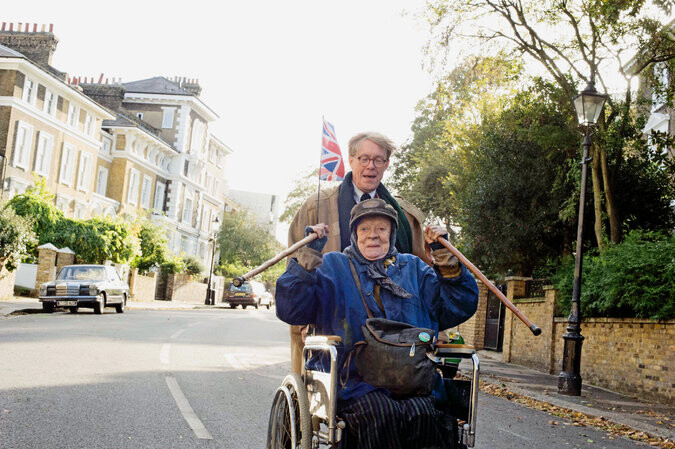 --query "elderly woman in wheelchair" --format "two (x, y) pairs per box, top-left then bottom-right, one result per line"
(270, 199), (479, 449)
